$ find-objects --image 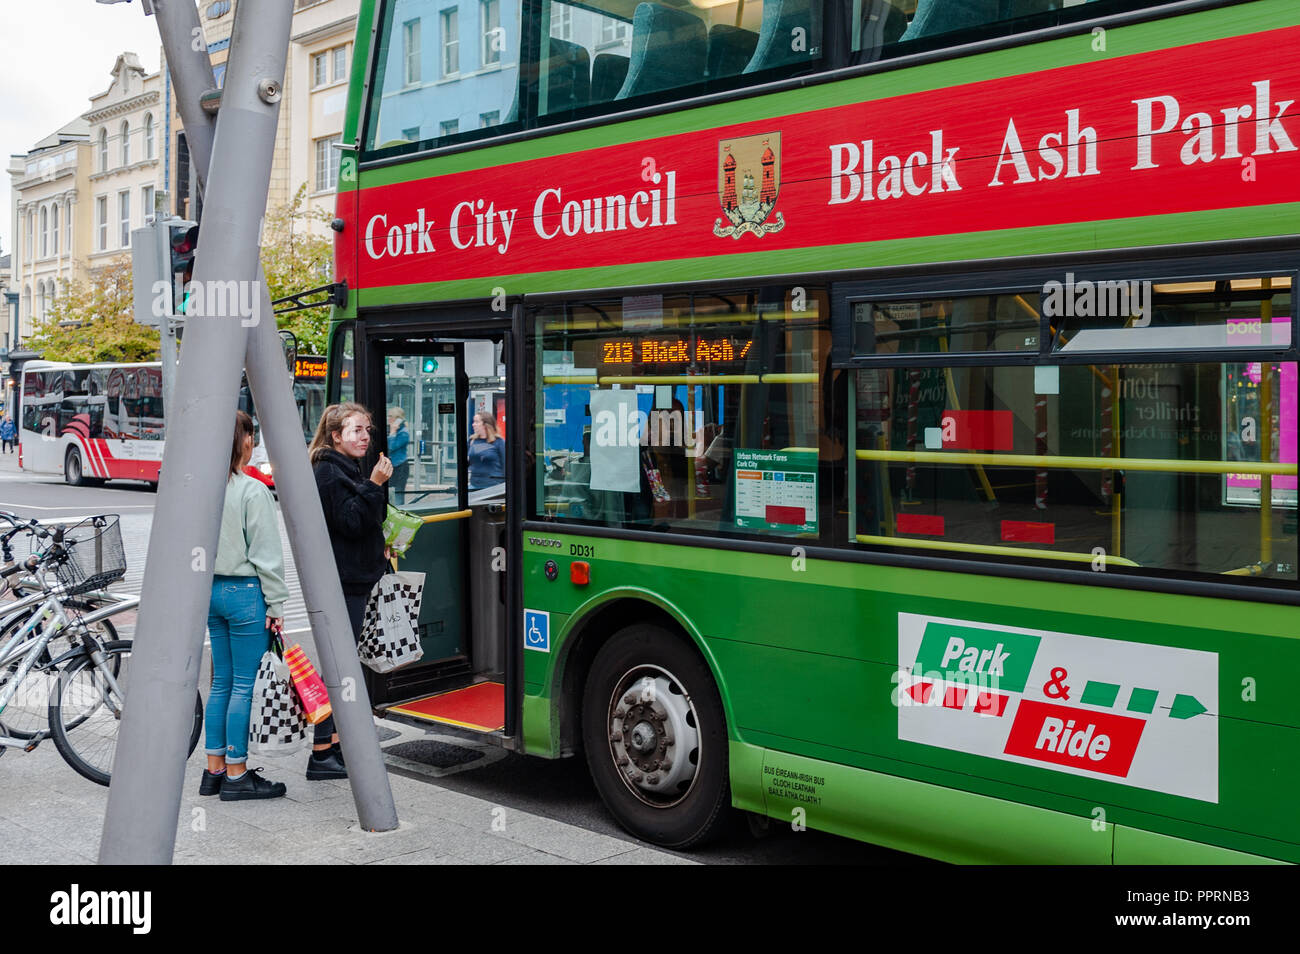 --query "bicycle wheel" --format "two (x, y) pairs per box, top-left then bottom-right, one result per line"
(0, 614), (117, 740)
(48, 640), (203, 787)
